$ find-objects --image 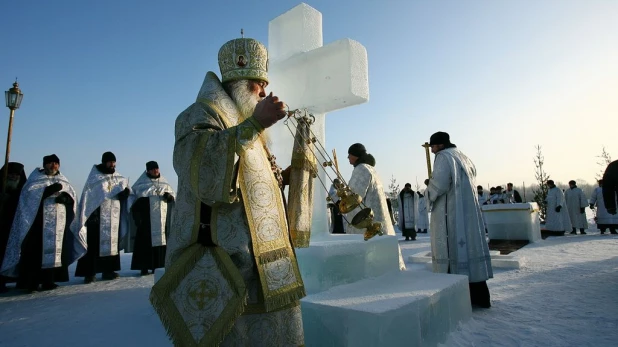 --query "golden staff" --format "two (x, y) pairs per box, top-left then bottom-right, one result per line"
(422, 142), (432, 179)
(332, 148), (341, 179)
